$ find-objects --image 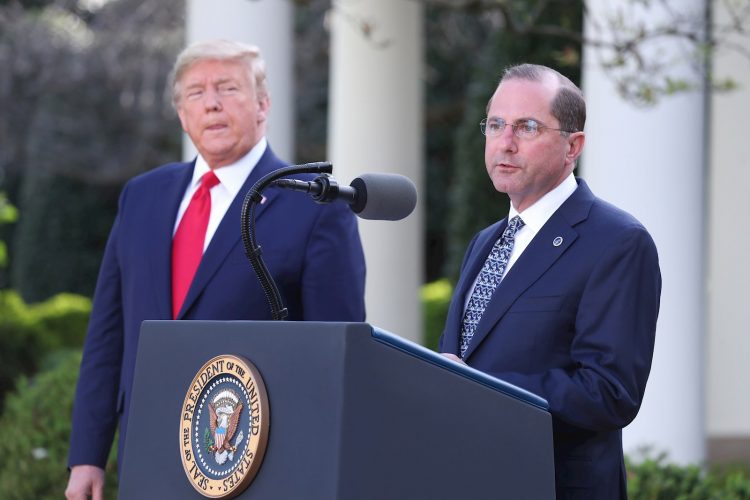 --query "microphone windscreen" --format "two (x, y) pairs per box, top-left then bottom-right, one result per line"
(350, 173), (417, 221)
